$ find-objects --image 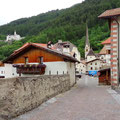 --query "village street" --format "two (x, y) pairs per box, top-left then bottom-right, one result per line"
(13, 75), (120, 120)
